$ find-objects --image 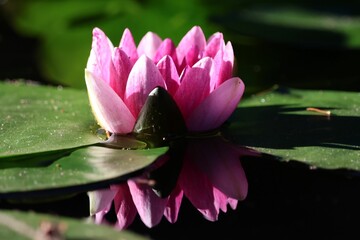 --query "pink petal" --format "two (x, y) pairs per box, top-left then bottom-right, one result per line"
(128, 180), (168, 228)
(124, 55), (166, 117)
(153, 38), (178, 65)
(177, 26), (206, 66)
(87, 28), (117, 85)
(213, 41), (235, 88)
(156, 55), (180, 95)
(112, 47), (132, 99)
(204, 32), (223, 58)
(225, 41), (235, 69)
(119, 28), (138, 66)
(137, 32), (162, 60)
(164, 185), (183, 223)
(85, 69), (136, 134)
(174, 57), (213, 119)
(112, 184), (138, 230)
(186, 77), (245, 131)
